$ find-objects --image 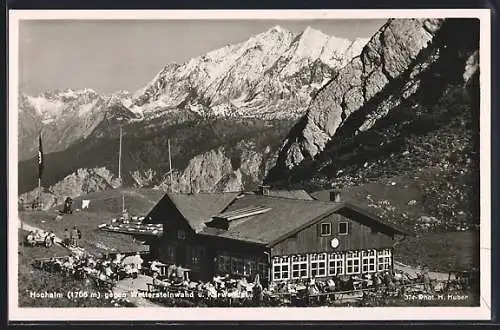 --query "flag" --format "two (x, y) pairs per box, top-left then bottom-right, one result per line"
(38, 133), (44, 180)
